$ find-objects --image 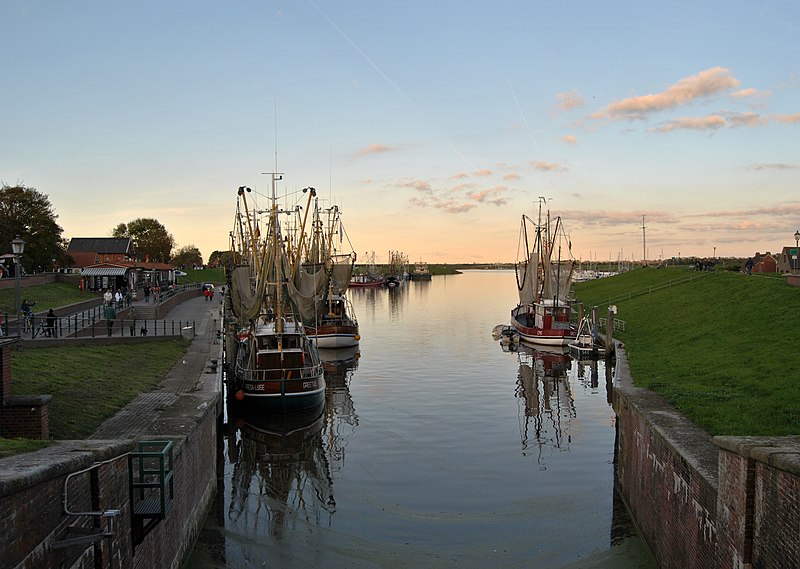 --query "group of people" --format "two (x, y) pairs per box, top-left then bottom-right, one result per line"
(103, 288), (133, 308)
(18, 299), (58, 337)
